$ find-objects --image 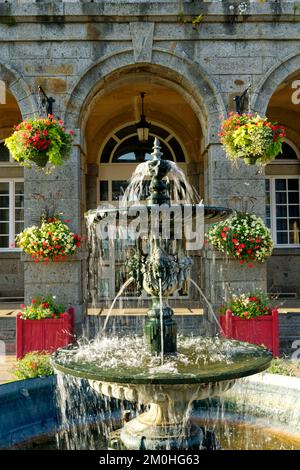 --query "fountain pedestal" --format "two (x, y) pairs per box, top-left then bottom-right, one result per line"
(88, 379), (236, 450)
(144, 303), (177, 354)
